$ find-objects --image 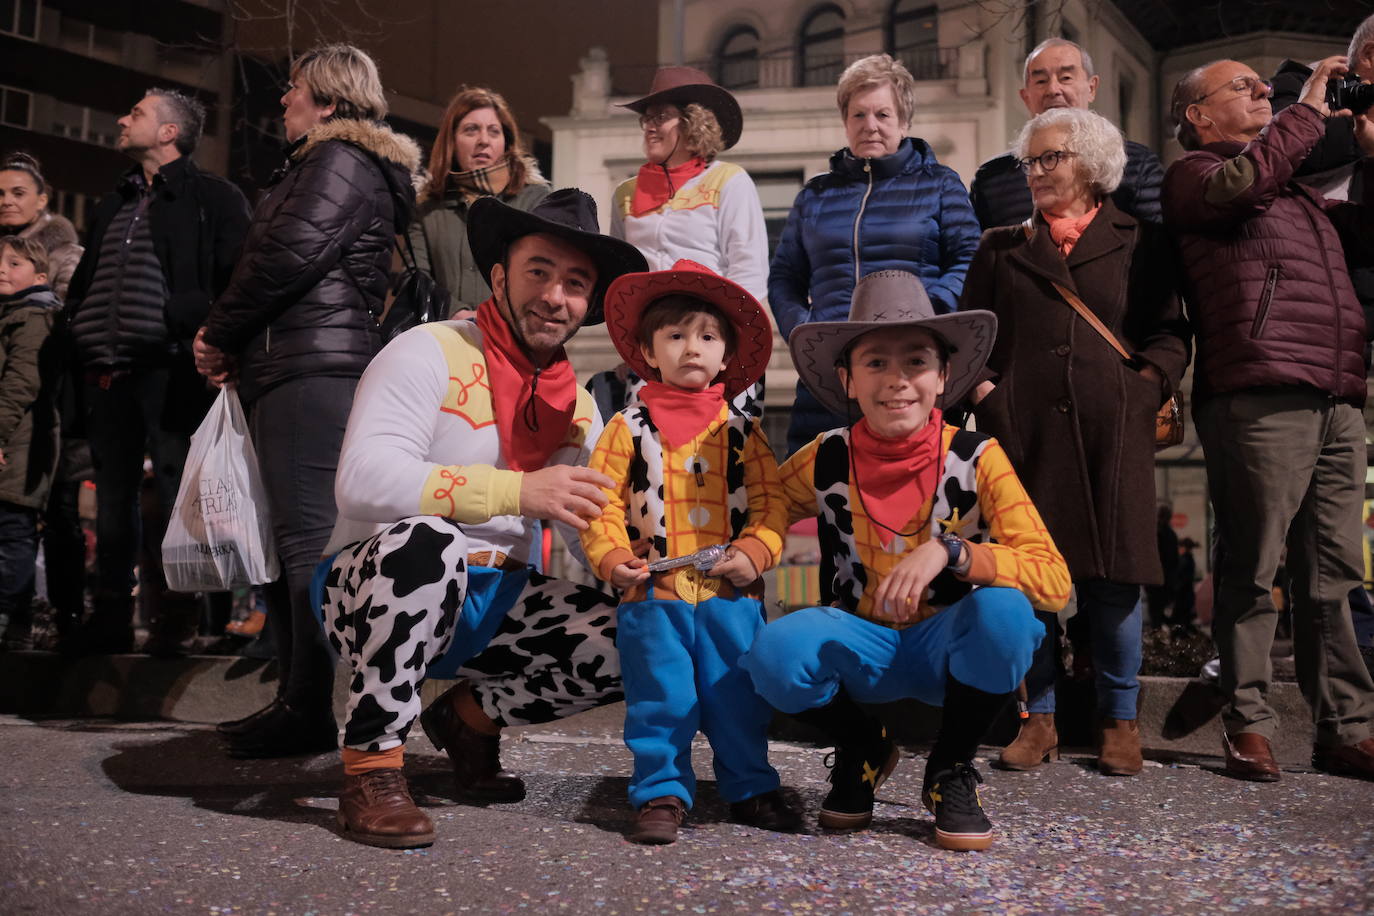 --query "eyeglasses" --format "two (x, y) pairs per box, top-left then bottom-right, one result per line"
(638, 110), (679, 130)
(1017, 150), (1077, 174)
(1193, 75), (1272, 105)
